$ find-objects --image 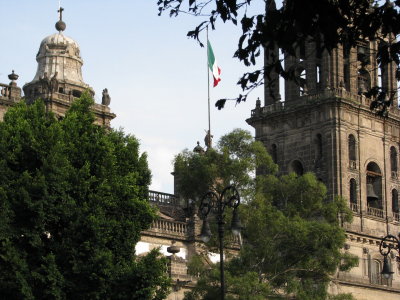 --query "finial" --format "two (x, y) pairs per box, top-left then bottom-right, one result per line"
(55, 7), (66, 32)
(8, 70), (19, 81)
(8, 70), (19, 87)
(193, 141), (205, 154)
(167, 241), (180, 255)
(256, 97), (261, 108)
